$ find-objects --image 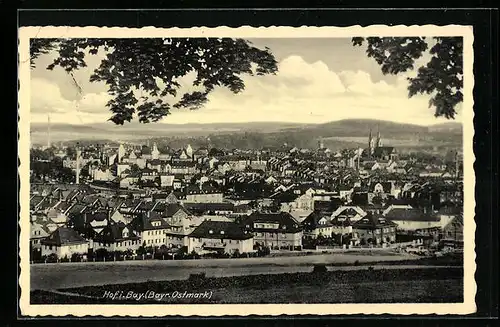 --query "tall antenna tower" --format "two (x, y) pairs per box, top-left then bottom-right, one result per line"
(47, 114), (51, 148)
